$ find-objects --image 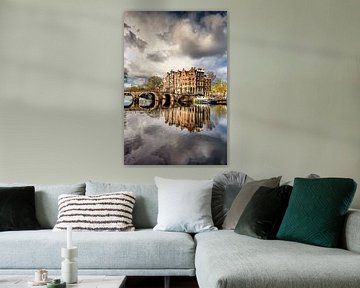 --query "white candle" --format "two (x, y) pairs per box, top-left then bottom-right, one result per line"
(67, 225), (72, 249)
